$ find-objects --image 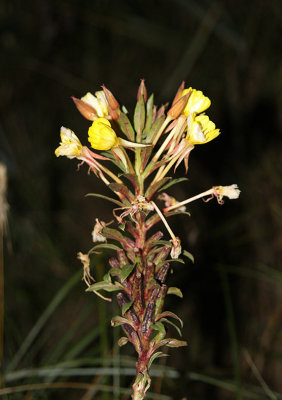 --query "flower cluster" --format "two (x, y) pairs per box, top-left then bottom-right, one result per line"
(55, 80), (240, 400)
